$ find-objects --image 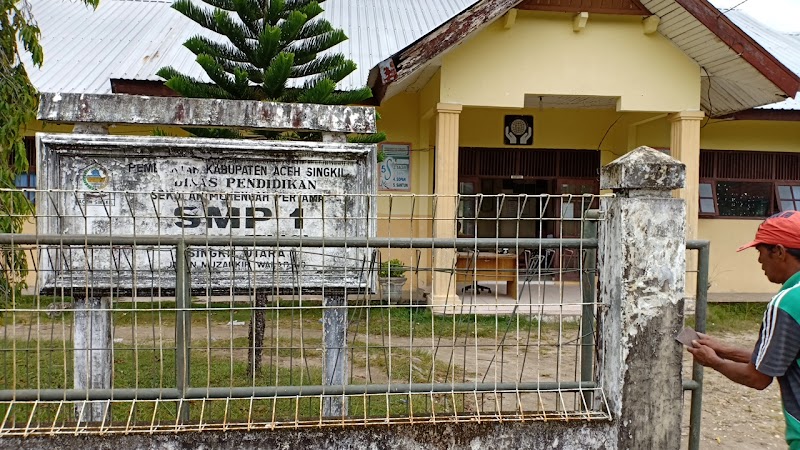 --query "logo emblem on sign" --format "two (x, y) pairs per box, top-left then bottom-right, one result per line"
(82, 165), (110, 191)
